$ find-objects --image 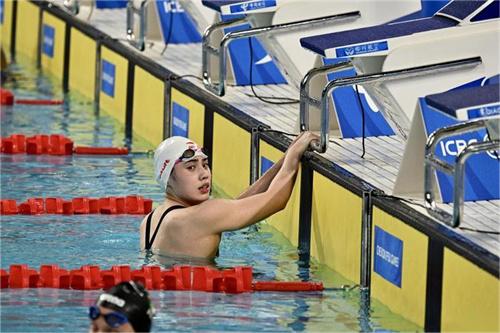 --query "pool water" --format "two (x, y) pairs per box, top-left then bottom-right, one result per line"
(0, 61), (421, 332)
